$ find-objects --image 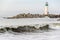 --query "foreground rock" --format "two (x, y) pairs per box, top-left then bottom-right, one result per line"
(0, 28), (6, 33)
(17, 26), (36, 32)
(0, 25), (50, 33)
(10, 25), (50, 33)
(10, 26), (36, 33)
(39, 24), (49, 30)
(4, 27), (11, 31)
